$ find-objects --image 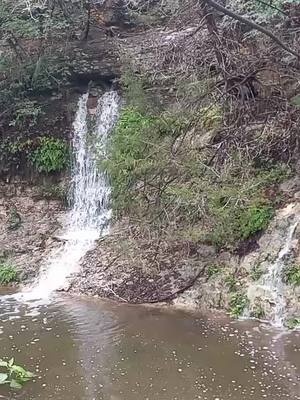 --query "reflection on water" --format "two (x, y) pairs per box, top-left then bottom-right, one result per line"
(0, 294), (299, 400)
